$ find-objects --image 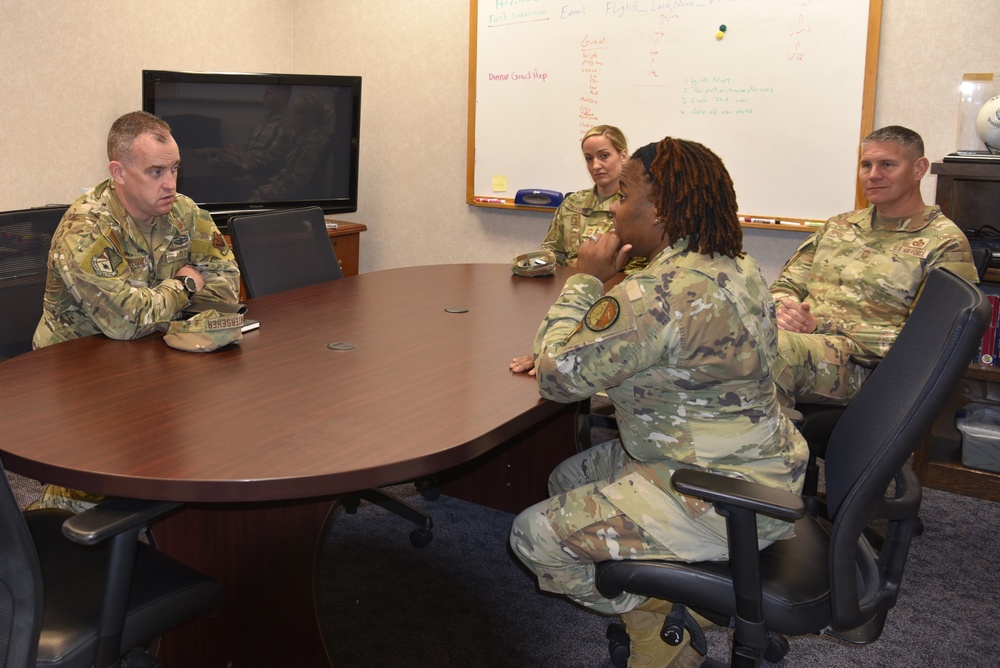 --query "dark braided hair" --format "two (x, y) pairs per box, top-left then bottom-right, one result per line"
(634, 137), (743, 259)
